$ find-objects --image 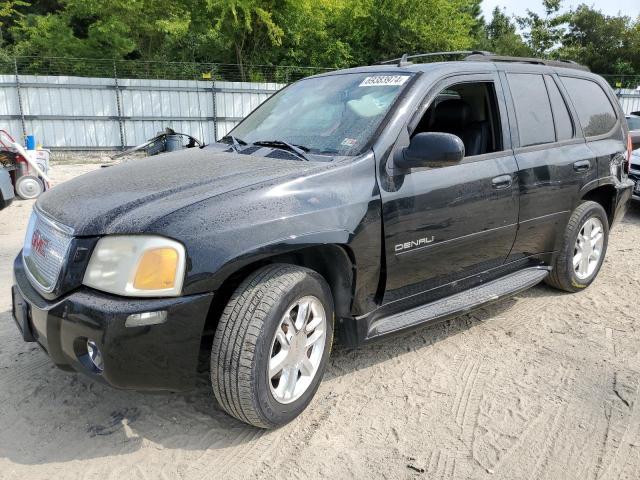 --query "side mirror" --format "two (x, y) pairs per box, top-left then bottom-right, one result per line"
(394, 132), (465, 170)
